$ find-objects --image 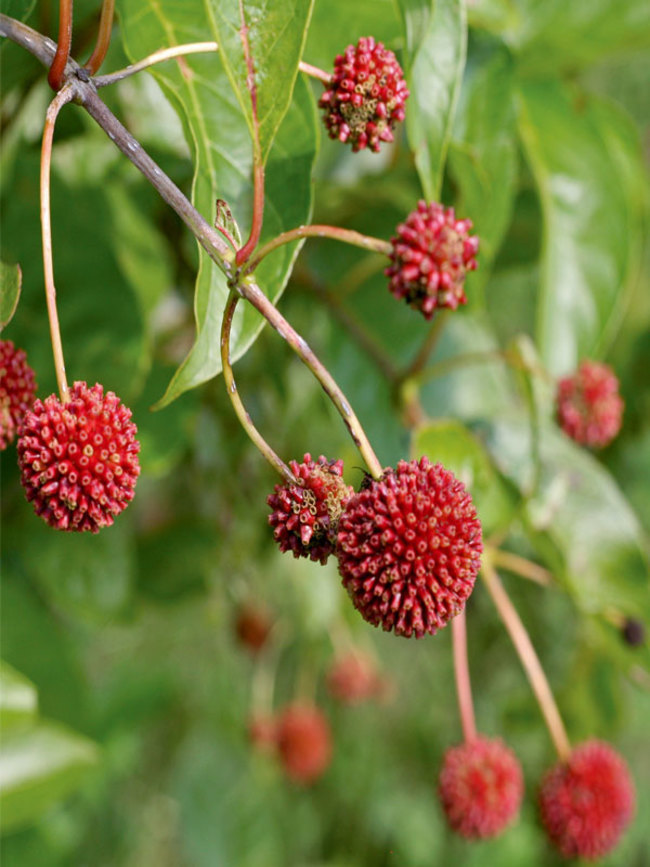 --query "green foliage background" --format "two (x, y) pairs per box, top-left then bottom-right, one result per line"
(1, 0), (649, 864)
